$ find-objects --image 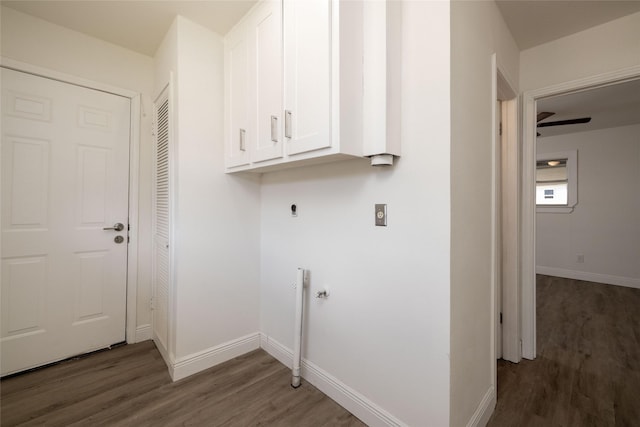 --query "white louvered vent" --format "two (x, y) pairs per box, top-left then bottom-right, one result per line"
(156, 97), (170, 241)
(153, 89), (170, 351)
